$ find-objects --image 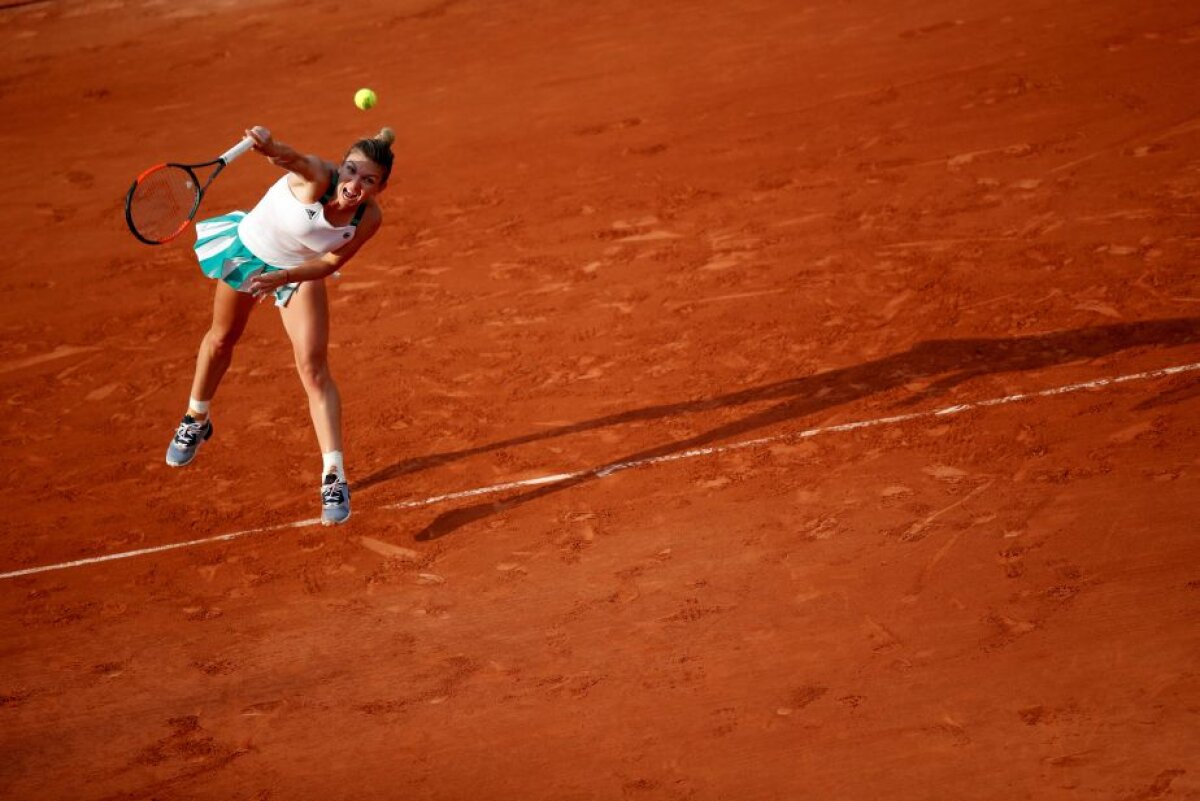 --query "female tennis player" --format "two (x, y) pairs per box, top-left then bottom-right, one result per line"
(164, 125), (394, 526)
